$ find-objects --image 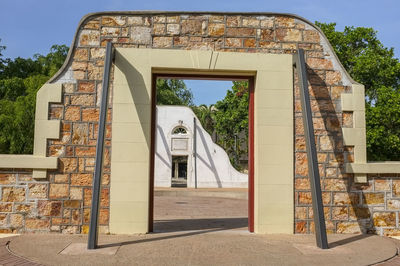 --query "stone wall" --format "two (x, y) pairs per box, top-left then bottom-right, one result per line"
(0, 12), (398, 235)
